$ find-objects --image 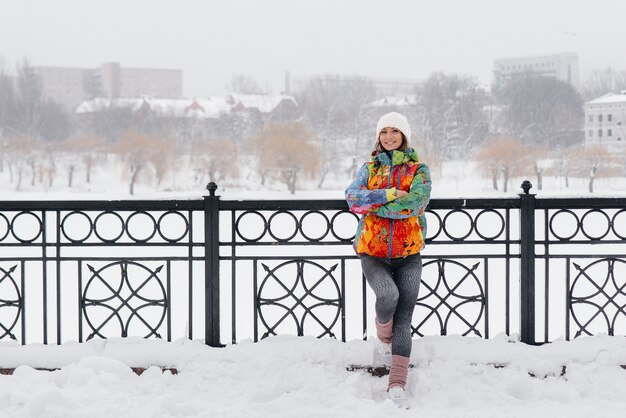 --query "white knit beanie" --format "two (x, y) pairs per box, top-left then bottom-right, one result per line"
(376, 112), (411, 143)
